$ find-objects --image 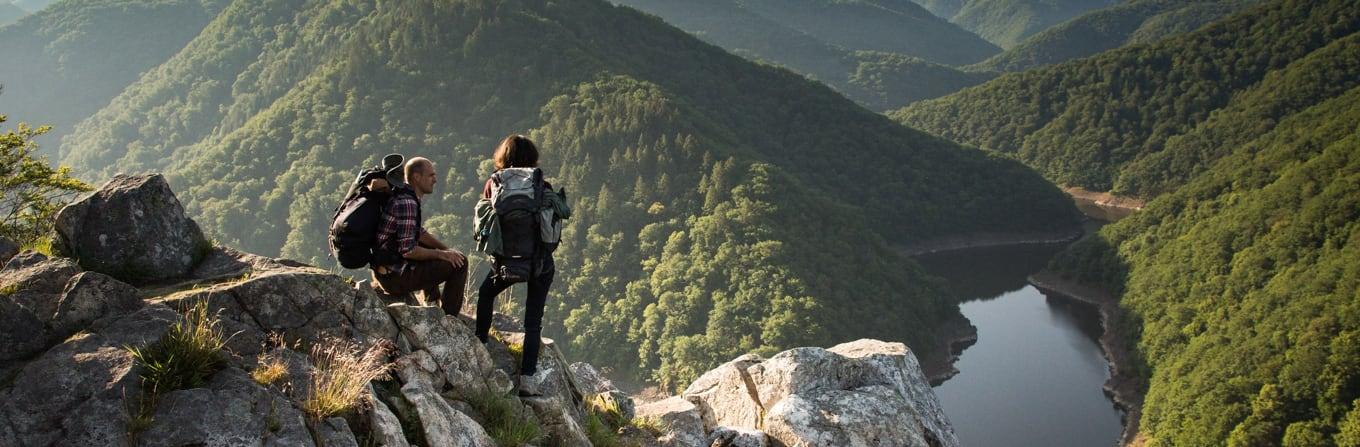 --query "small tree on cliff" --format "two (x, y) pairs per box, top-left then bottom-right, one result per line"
(1, 99), (91, 245)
